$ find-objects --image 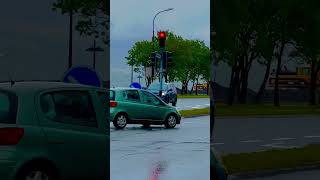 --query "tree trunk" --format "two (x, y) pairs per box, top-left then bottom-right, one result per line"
(190, 81), (195, 95)
(228, 64), (240, 106)
(181, 84), (184, 95)
(237, 55), (244, 103)
(184, 81), (189, 94)
(309, 59), (318, 105)
(274, 41), (285, 107)
(256, 58), (272, 103)
(196, 78), (199, 95)
(68, 11), (73, 69)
